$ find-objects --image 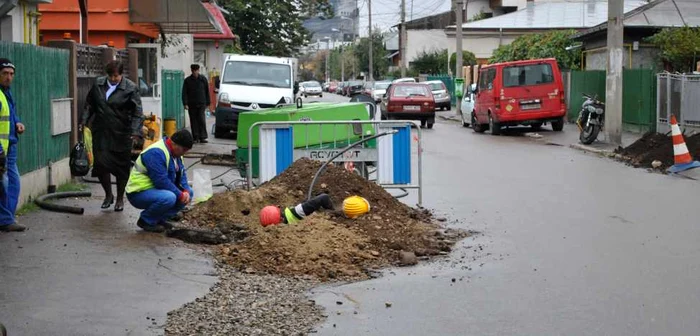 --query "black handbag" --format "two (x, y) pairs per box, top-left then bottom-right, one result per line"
(70, 130), (90, 177)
